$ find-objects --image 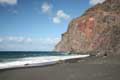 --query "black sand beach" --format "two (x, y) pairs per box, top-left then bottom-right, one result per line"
(0, 55), (120, 80)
